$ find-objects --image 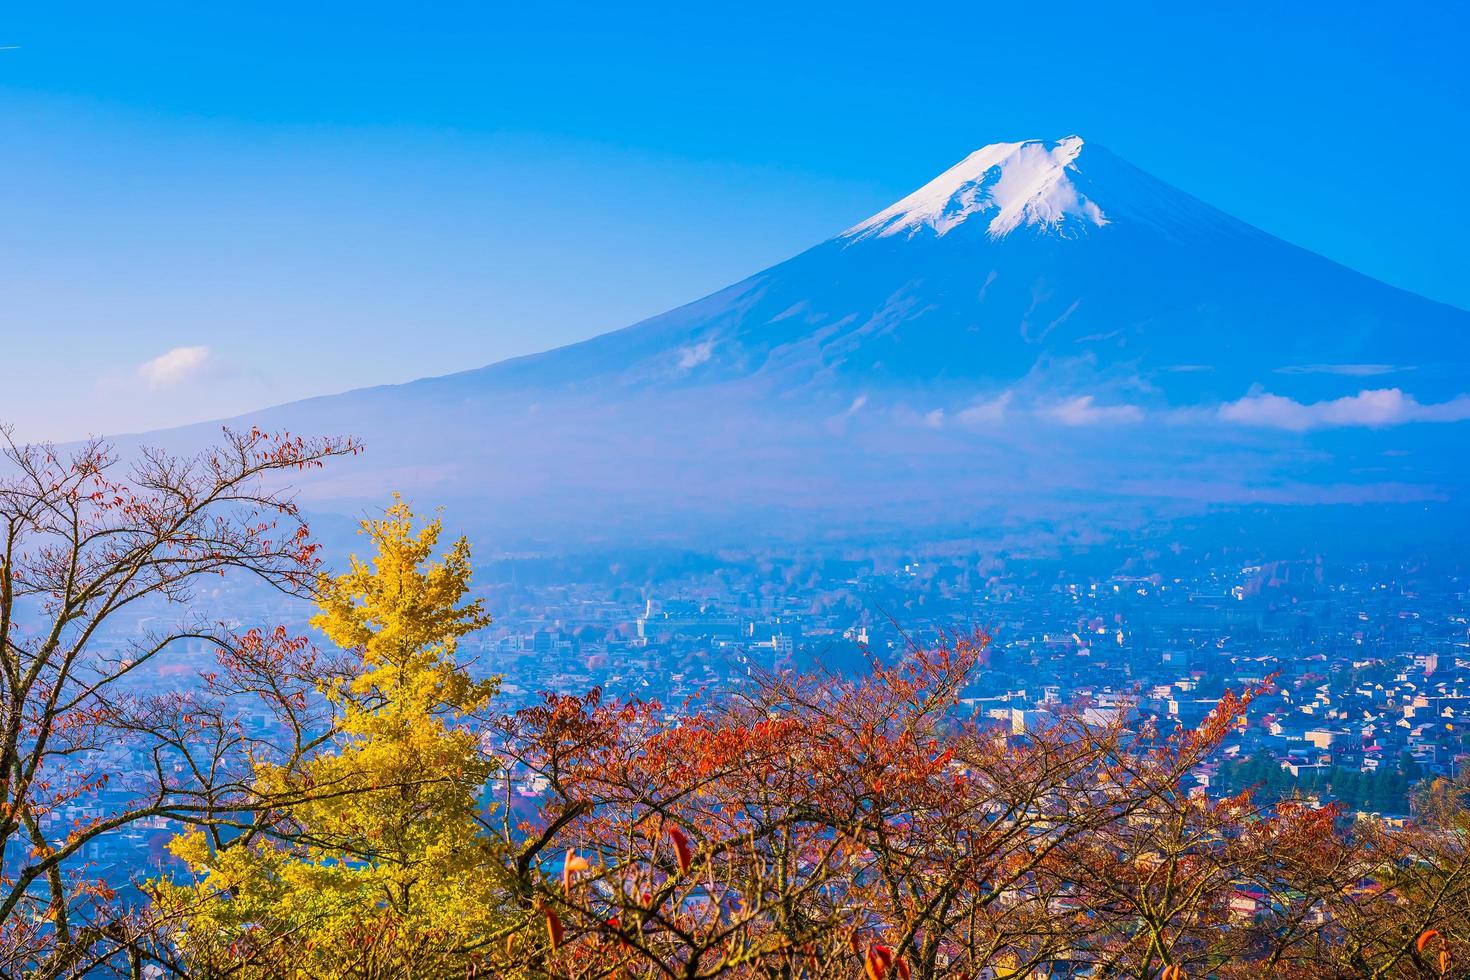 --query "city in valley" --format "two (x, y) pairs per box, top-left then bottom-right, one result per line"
(4, 5), (1468, 975)
(66, 543), (1469, 880)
